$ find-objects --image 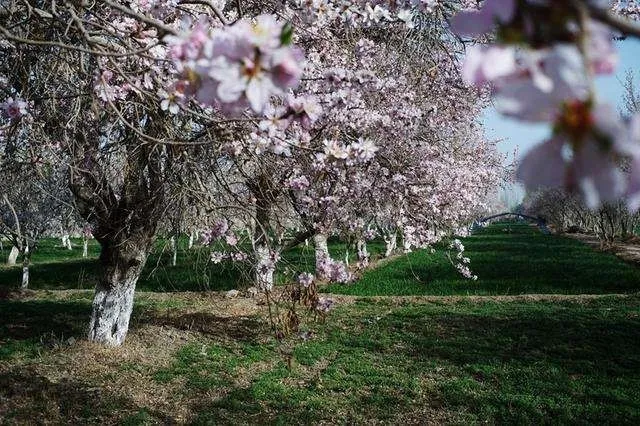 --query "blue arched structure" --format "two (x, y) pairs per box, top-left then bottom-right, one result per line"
(475, 212), (549, 234)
